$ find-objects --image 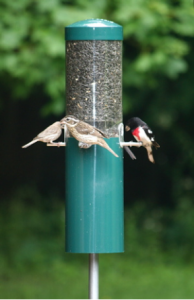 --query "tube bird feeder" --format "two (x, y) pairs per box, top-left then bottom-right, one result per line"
(64, 19), (124, 297)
